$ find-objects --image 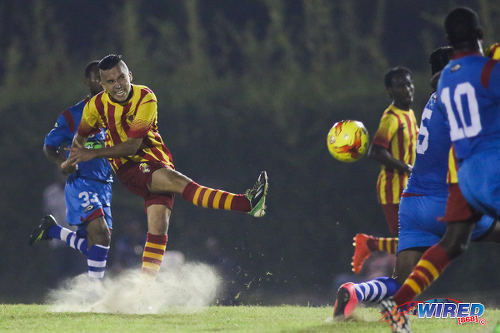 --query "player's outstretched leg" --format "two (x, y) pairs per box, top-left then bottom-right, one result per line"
(380, 297), (411, 333)
(351, 233), (398, 273)
(333, 277), (399, 318)
(181, 171), (269, 217)
(29, 215), (88, 254)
